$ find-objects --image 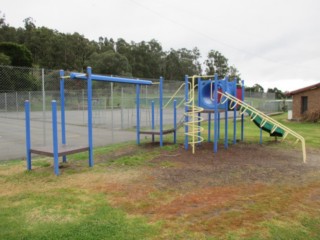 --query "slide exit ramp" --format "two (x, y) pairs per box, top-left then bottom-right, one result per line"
(220, 92), (306, 163)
